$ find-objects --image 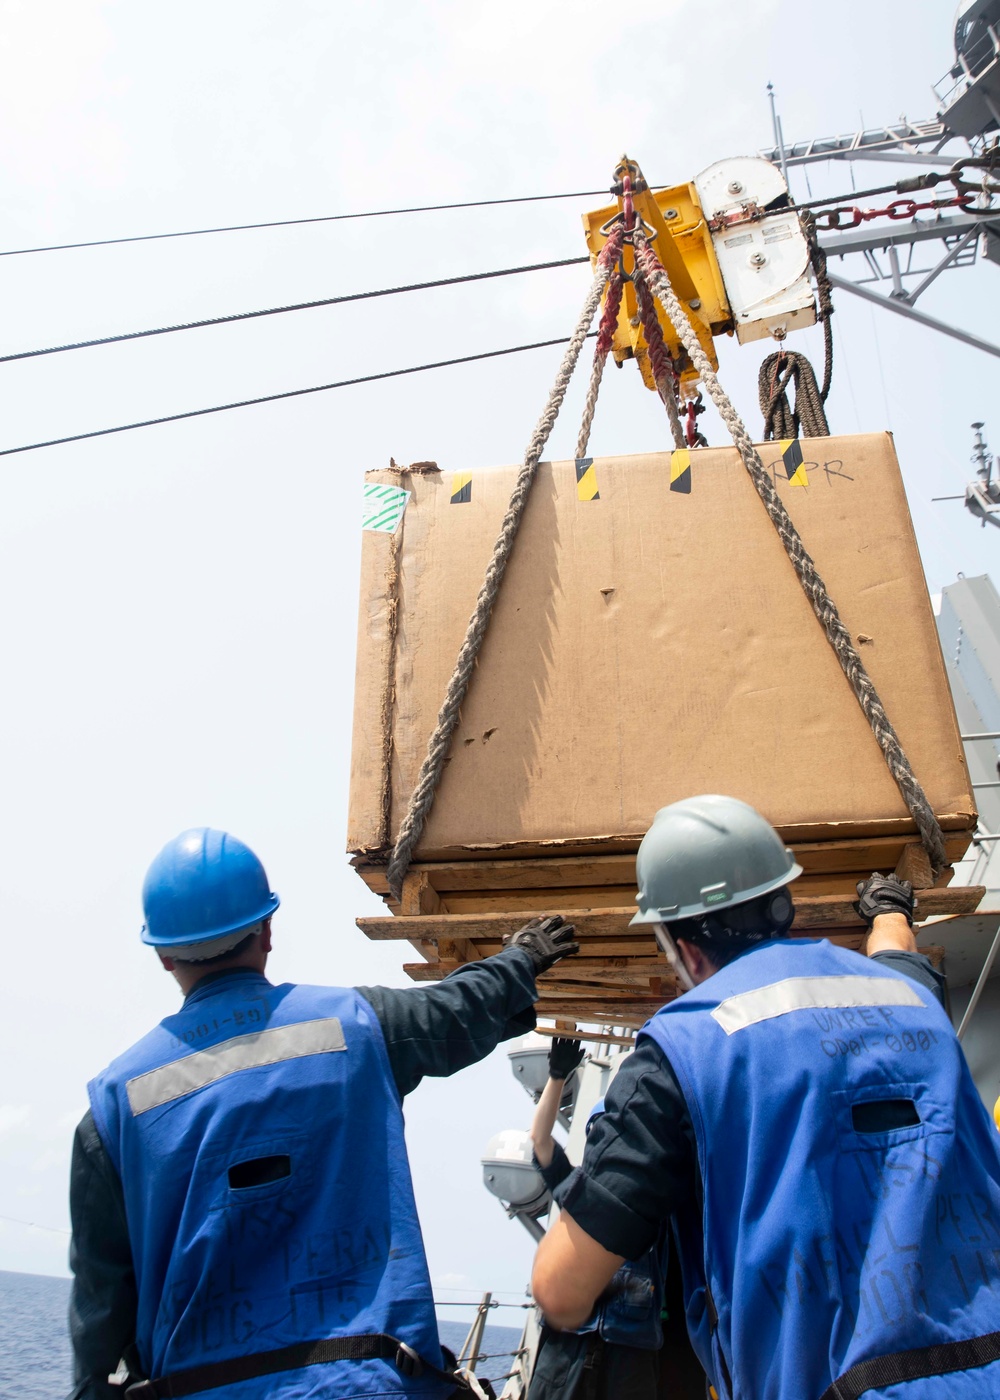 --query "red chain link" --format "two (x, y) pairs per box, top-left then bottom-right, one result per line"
(814, 192), (974, 232)
(684, 394), (707, 449)
(621, 171), (635, 232)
